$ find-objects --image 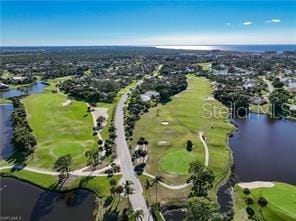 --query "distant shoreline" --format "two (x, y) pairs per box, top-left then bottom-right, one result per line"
(0, 44), (295, 53)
